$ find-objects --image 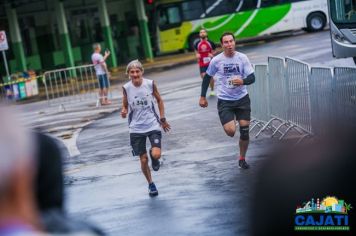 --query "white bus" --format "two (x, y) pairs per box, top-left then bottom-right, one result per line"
(328, 0), (356, 63)
(150, 0), (329, 53)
